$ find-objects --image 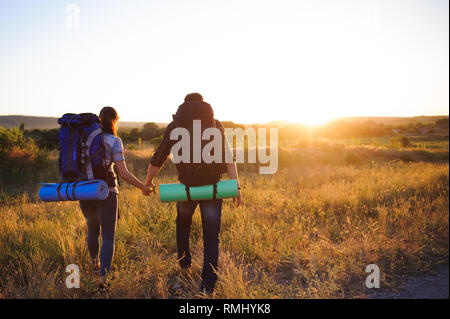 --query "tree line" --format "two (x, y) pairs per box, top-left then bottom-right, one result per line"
(1, 119), (448, 153)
